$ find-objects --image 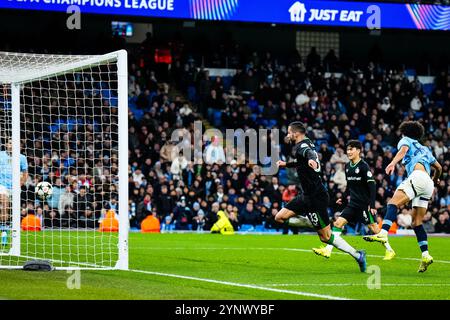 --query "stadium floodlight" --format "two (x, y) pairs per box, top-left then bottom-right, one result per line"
(0, 50), (129, 270)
